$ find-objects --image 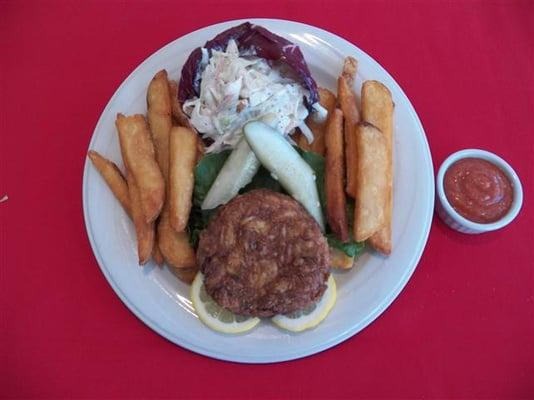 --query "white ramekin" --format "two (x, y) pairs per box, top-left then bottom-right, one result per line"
(435, 149), (523, 234)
